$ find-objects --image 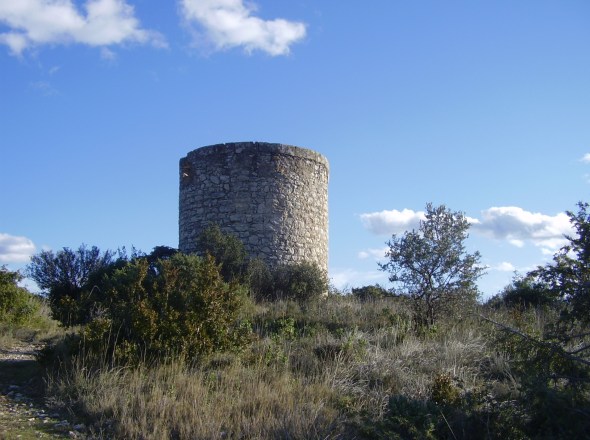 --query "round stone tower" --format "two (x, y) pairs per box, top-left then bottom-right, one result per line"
(179, 142), (329, 273)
